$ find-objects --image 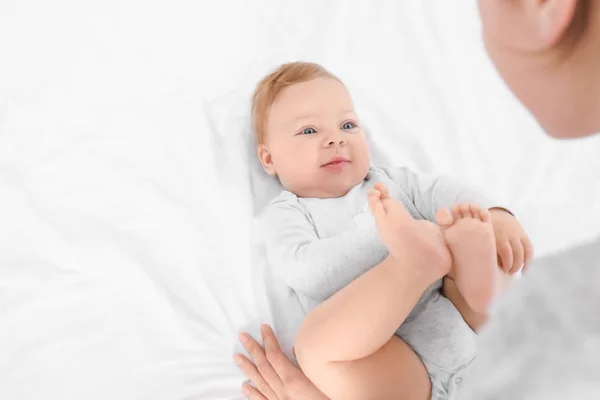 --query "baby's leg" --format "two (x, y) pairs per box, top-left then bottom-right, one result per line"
(297, 335), (431, 400)
(436, 204), (506, 316)
(441, 276), (486, 332)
